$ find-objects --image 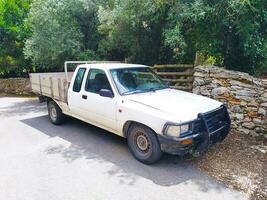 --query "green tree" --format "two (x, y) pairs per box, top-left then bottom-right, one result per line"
(97, 0), (172, 65)
(165, 0), (267, 74)
(0, 0), (32, 77)
(24, 0), (99, 71)
(1, 0), (264, 76)
(98, 0), (266, 74)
